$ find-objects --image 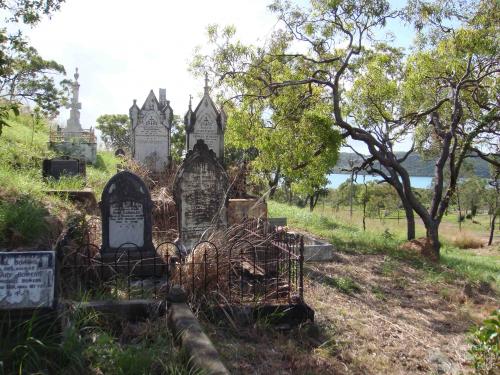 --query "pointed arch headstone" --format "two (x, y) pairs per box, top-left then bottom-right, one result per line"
(129, 89), (173, 173)
(173, 140), (229, 253)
